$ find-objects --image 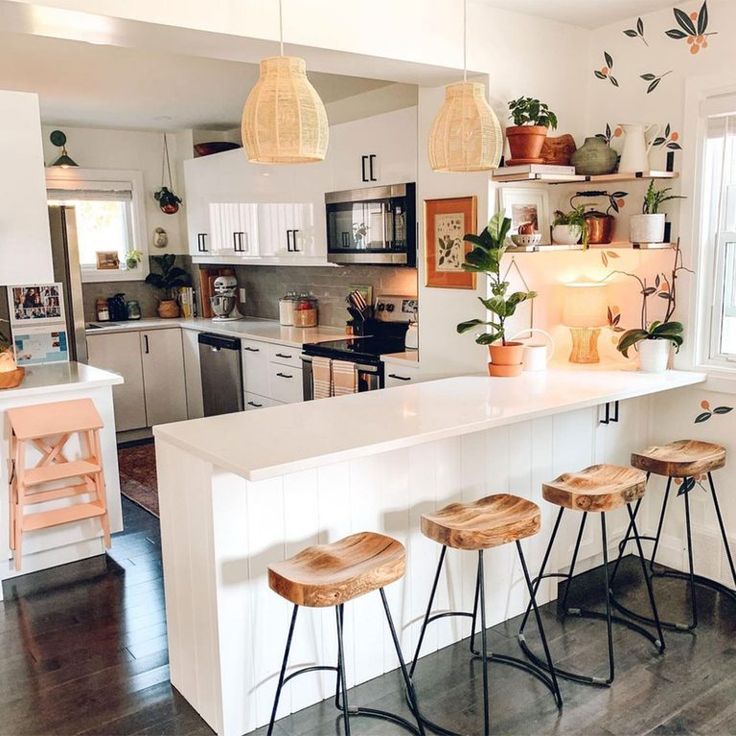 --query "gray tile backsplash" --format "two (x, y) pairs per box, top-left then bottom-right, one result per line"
(226, 264), (418, 327)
